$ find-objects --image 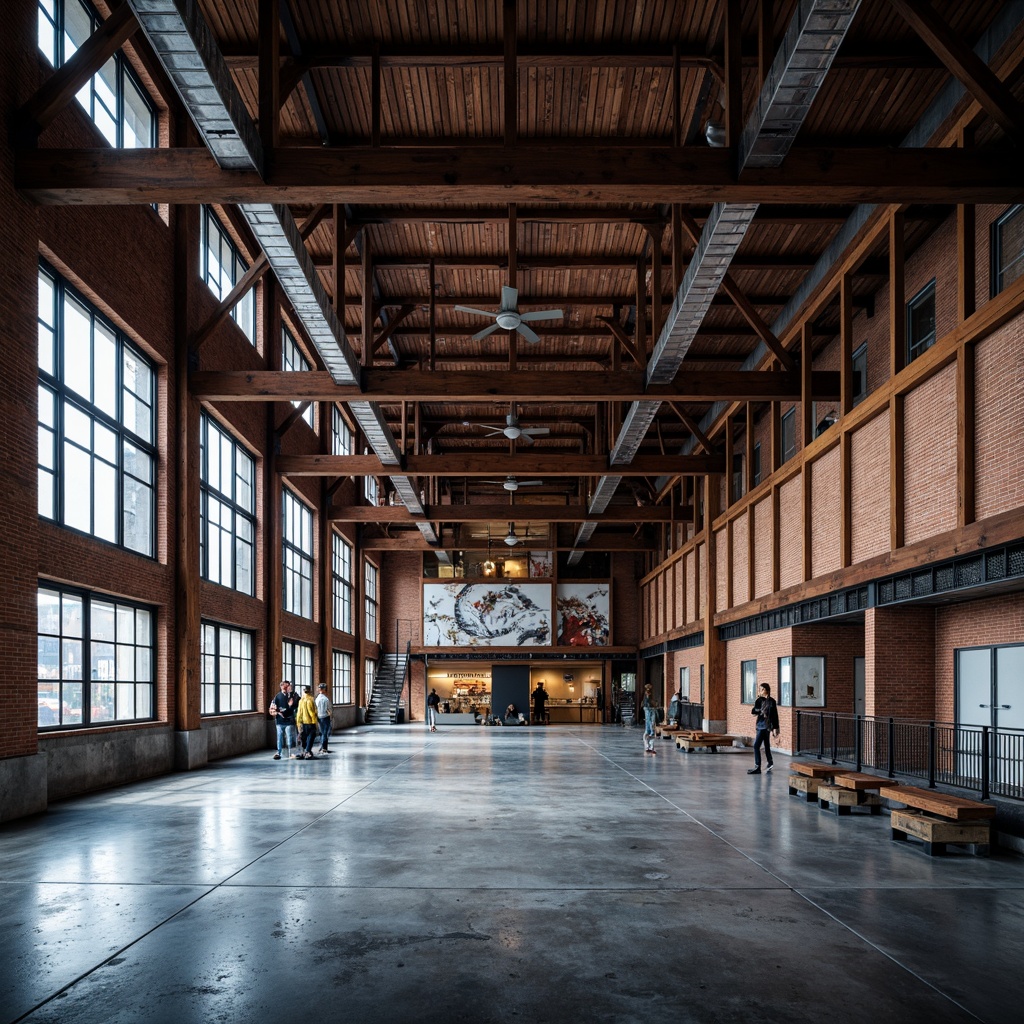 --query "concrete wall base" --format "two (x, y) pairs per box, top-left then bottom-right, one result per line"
(705, 719), (727, 734)
(0, 753), (48, 822)
(203, 714), (266, 761)
(41, 727), (174, 802)
(174, 728), (209, 771)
